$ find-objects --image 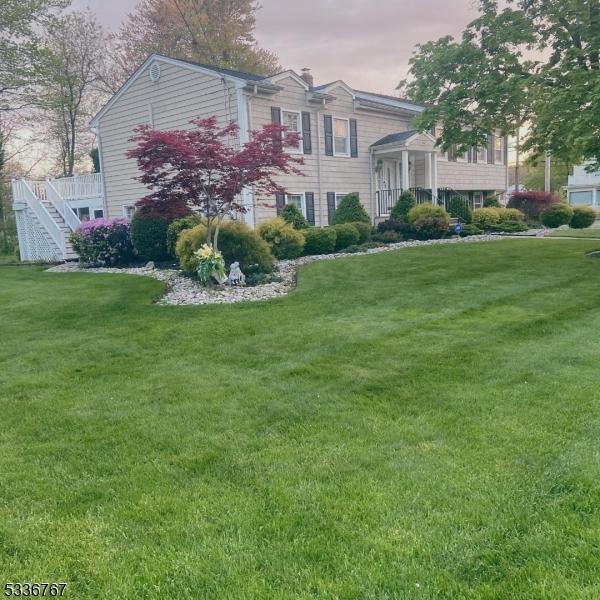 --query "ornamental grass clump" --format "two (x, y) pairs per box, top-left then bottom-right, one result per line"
(70, 217), (134, 266)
